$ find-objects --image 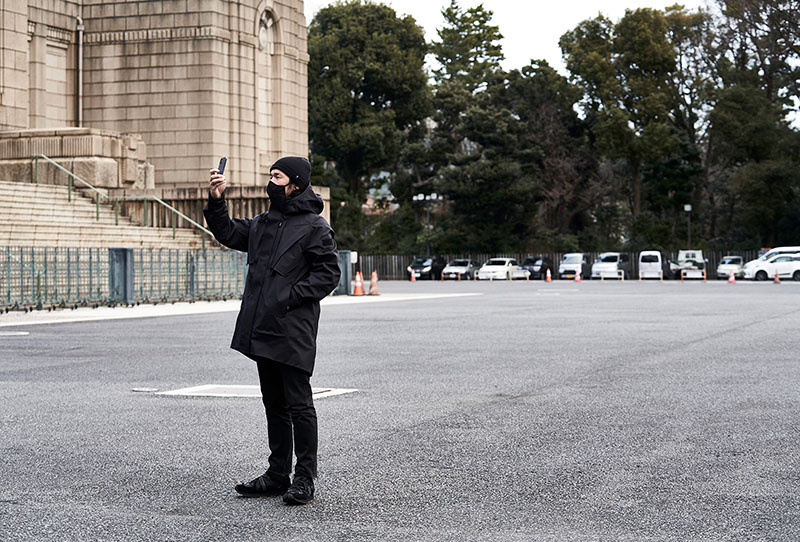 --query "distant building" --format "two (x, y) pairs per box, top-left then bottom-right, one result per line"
(0, 0), (328, 224)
